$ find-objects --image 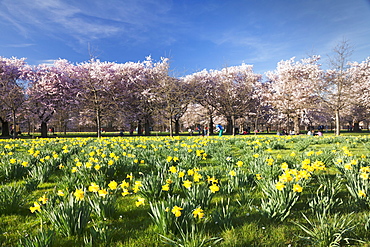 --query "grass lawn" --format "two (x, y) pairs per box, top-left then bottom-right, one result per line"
(1, 134), (370, 246)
